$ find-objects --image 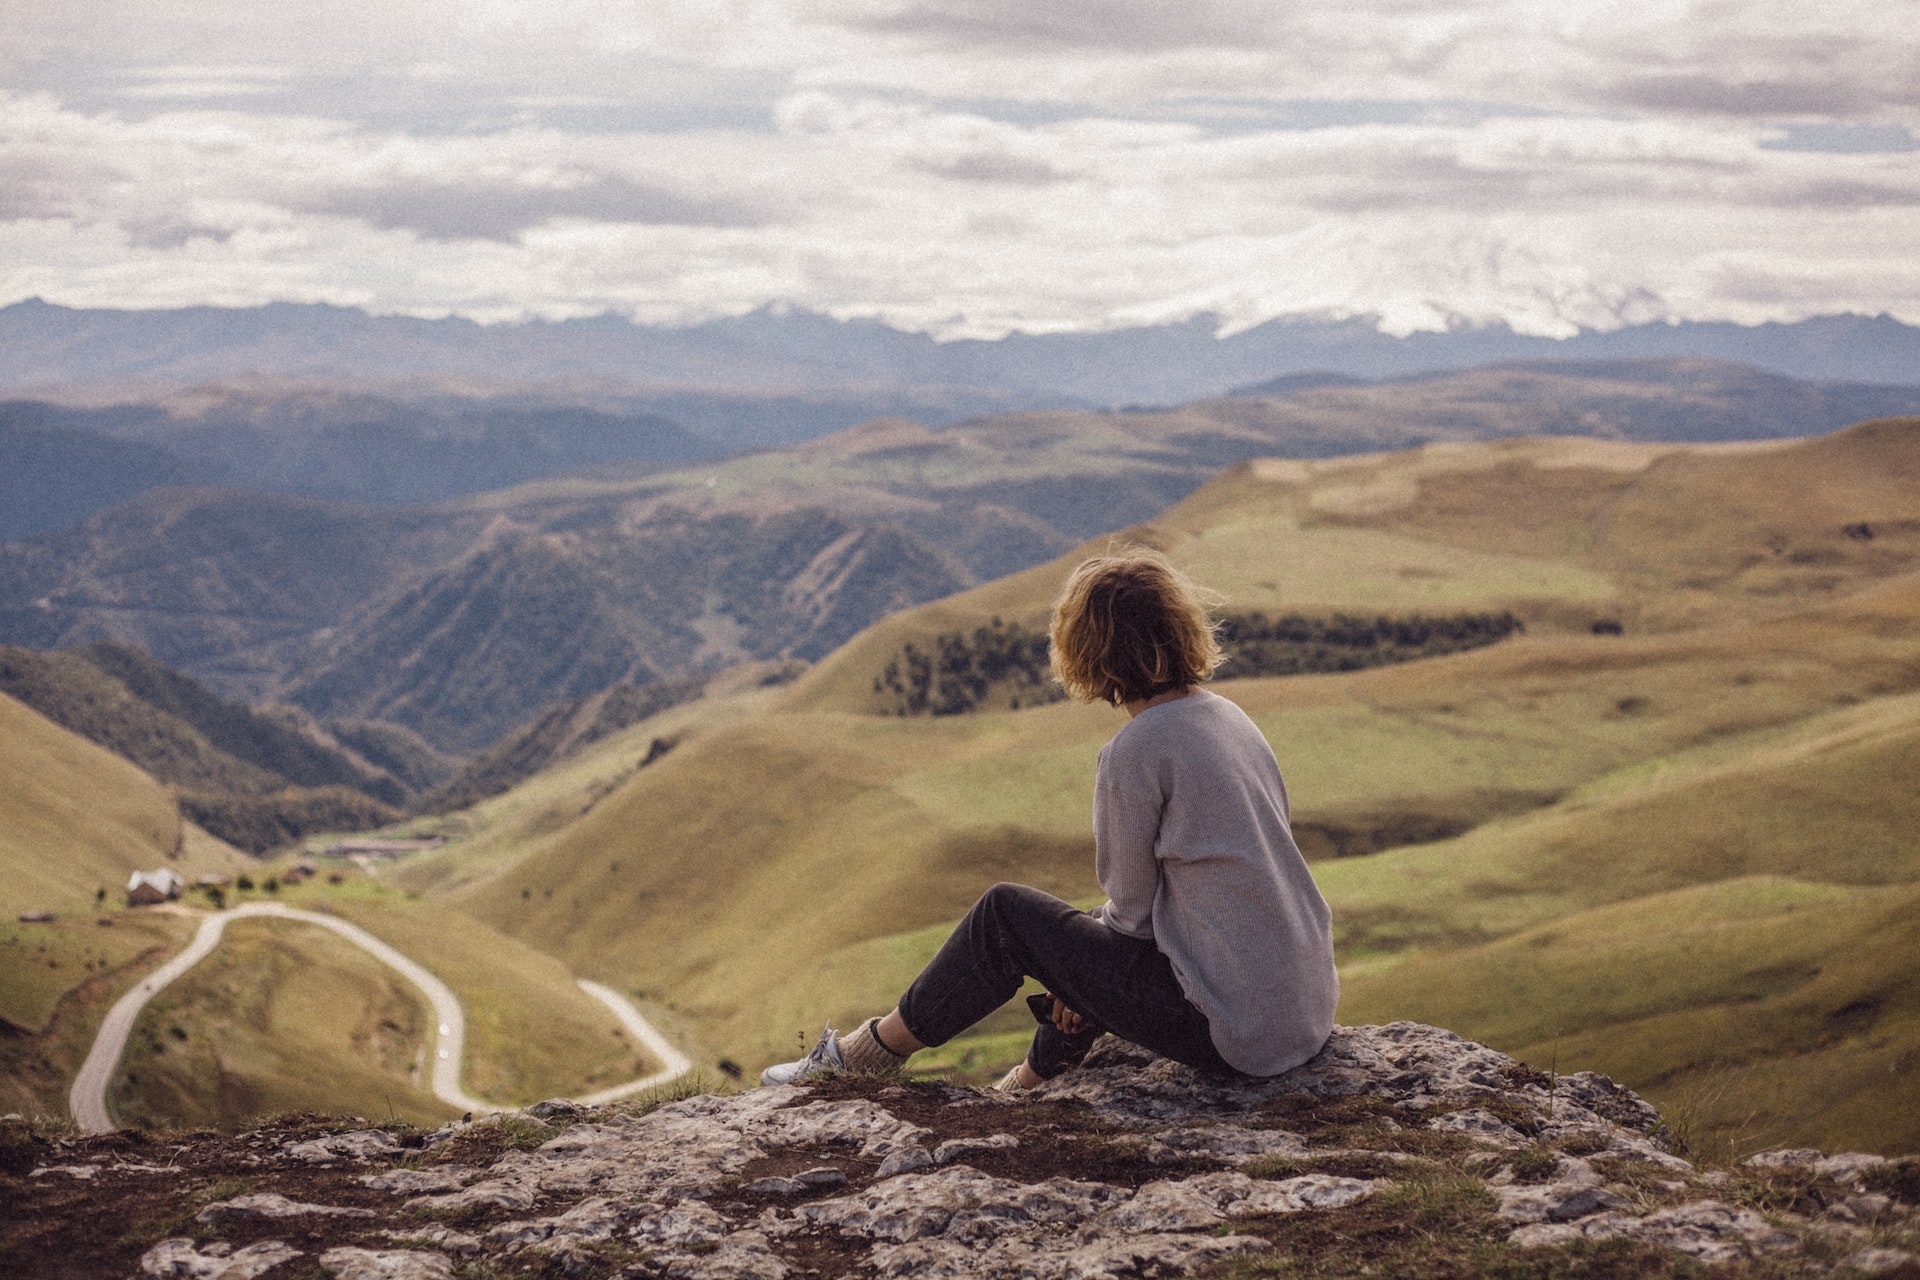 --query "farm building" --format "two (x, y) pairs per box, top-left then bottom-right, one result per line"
(126, 868), (185, 906)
